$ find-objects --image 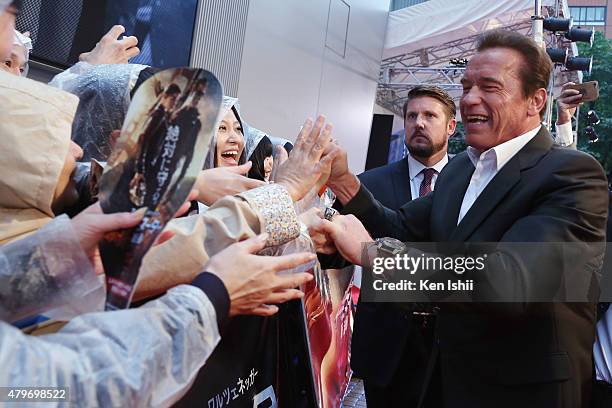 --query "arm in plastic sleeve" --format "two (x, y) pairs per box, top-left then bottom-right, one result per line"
(0, 284), (220, 407)
(47, 61), (95, 89)
(137, 184), (300, 298)
(0, 215), (102, 322)
(260, 189), (321, 270)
